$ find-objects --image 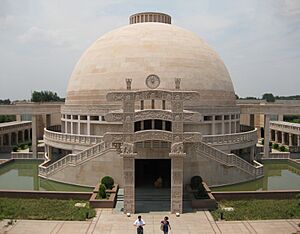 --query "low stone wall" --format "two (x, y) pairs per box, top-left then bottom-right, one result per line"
(212, 190), (300, 201)
(0, 190), (92, 200)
